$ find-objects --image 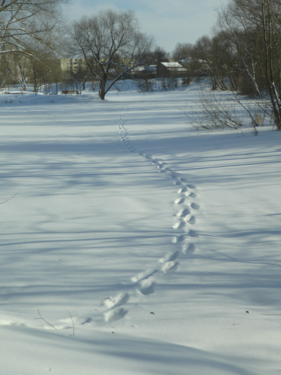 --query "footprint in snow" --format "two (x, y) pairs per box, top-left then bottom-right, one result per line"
(172, 235), (185, 243)
(131, 269), (157, 283)
(162, 261), (179, 274)
(178, 187), (188, 194)
(104, 307), (127, 323)
(183, 243), (195, 255)
(173, 221), (185, 229)
(103, 292), (129, 309)
(139, 279), (155, 295)
(181, 178), (188, 183)
(159, 251), (179, 263)
(190, 202), (200, 210)
(174, 180), (182, 186)
(188, 229), (198, 237)
(187, 184), (196, 189)
(177, 208), (190, 217)
(168, 172), (178, 179)
(174, 197), (185, 205)
(188, 192), (197, 198)
(145, 155), (152, 159)
(186, 215), (196, 225)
